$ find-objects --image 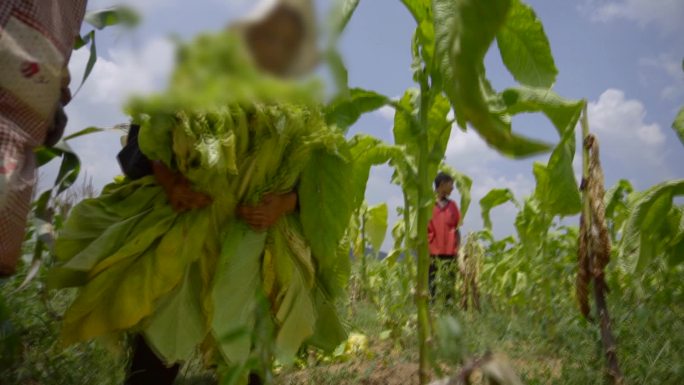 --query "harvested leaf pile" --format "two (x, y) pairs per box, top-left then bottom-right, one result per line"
(50, 32), (362, 381)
